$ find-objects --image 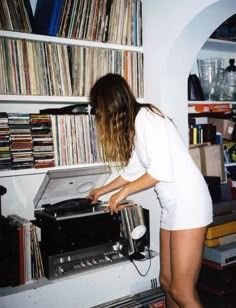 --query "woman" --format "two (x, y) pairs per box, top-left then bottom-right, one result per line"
(88, 73), (213, 308)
